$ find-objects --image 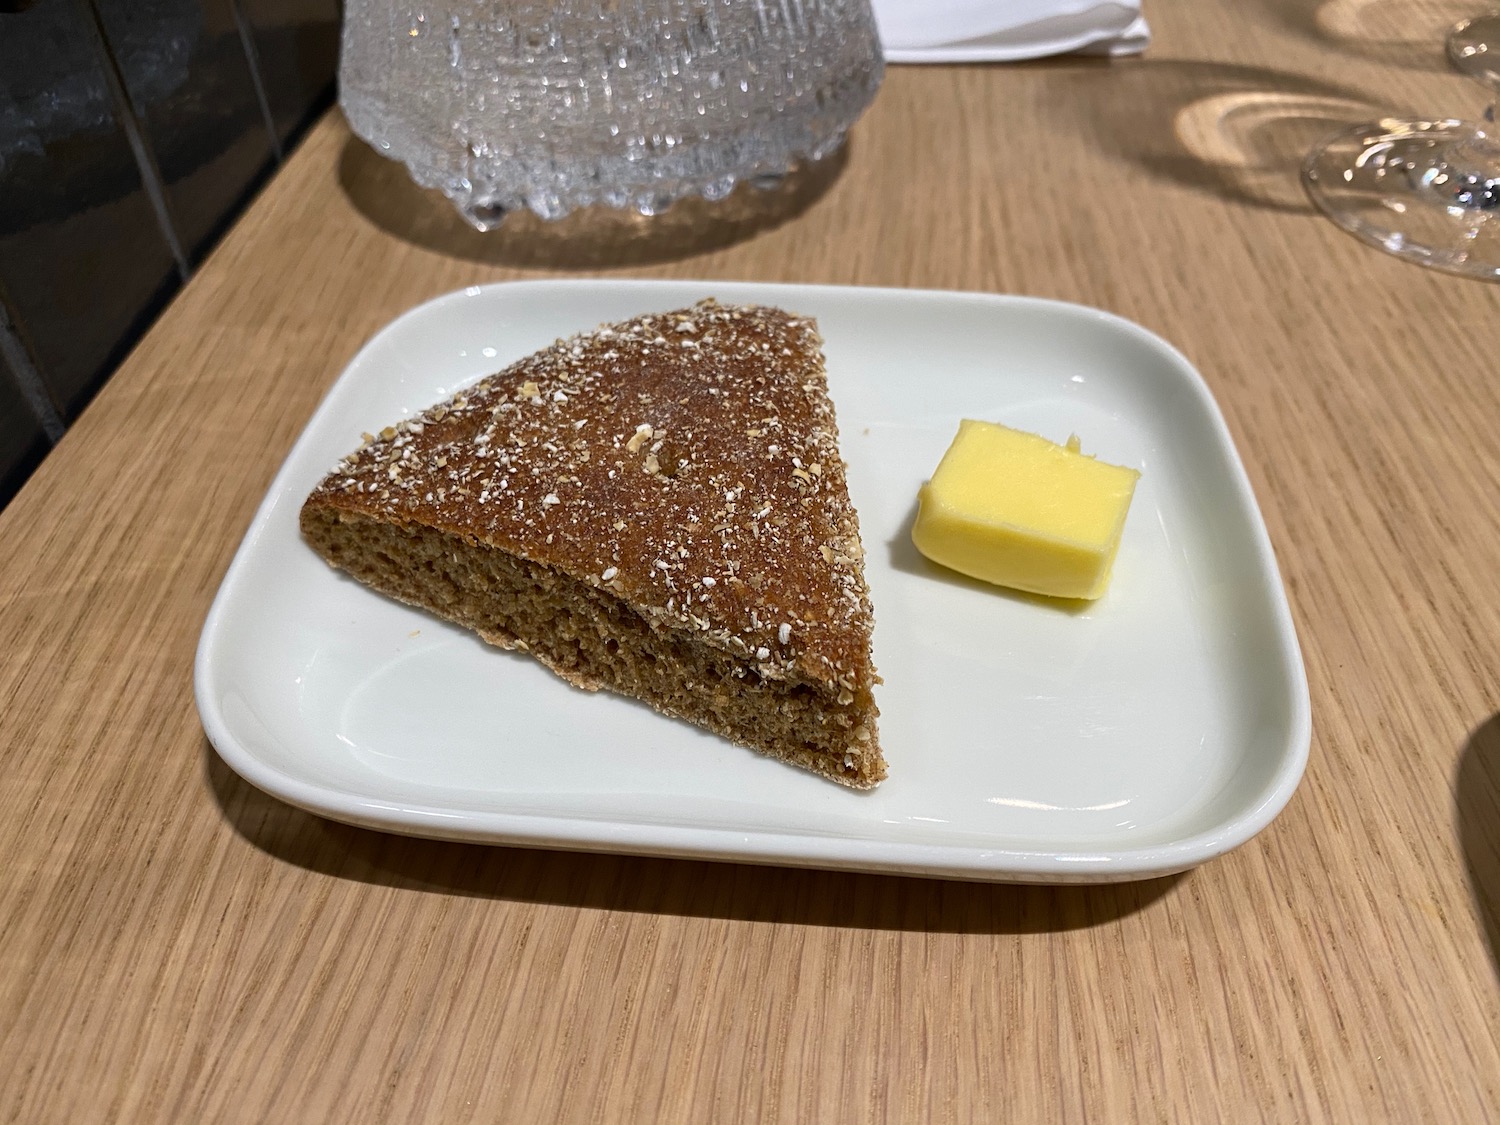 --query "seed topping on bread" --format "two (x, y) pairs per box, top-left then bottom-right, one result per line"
(314, 299), (874, 692)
